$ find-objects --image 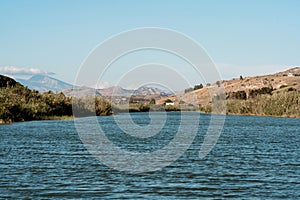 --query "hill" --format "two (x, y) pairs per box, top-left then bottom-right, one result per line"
(157, 67), (300, 117)
(222, 67), (300, 93)
(0, 74), (22, 88)
(0, 75), (111, 124)
(98, 86), (134, 97)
